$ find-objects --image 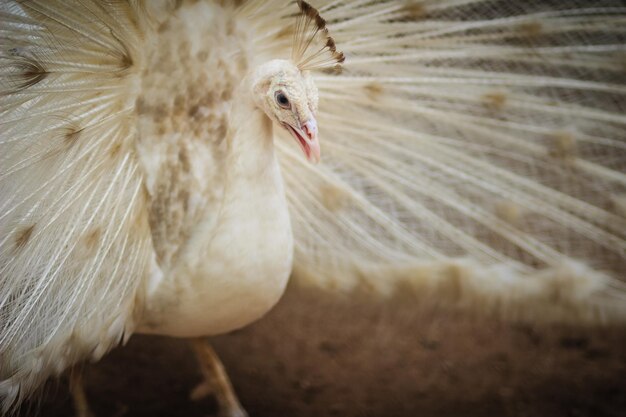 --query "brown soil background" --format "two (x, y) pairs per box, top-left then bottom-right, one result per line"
(29, 282), (626, 417)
